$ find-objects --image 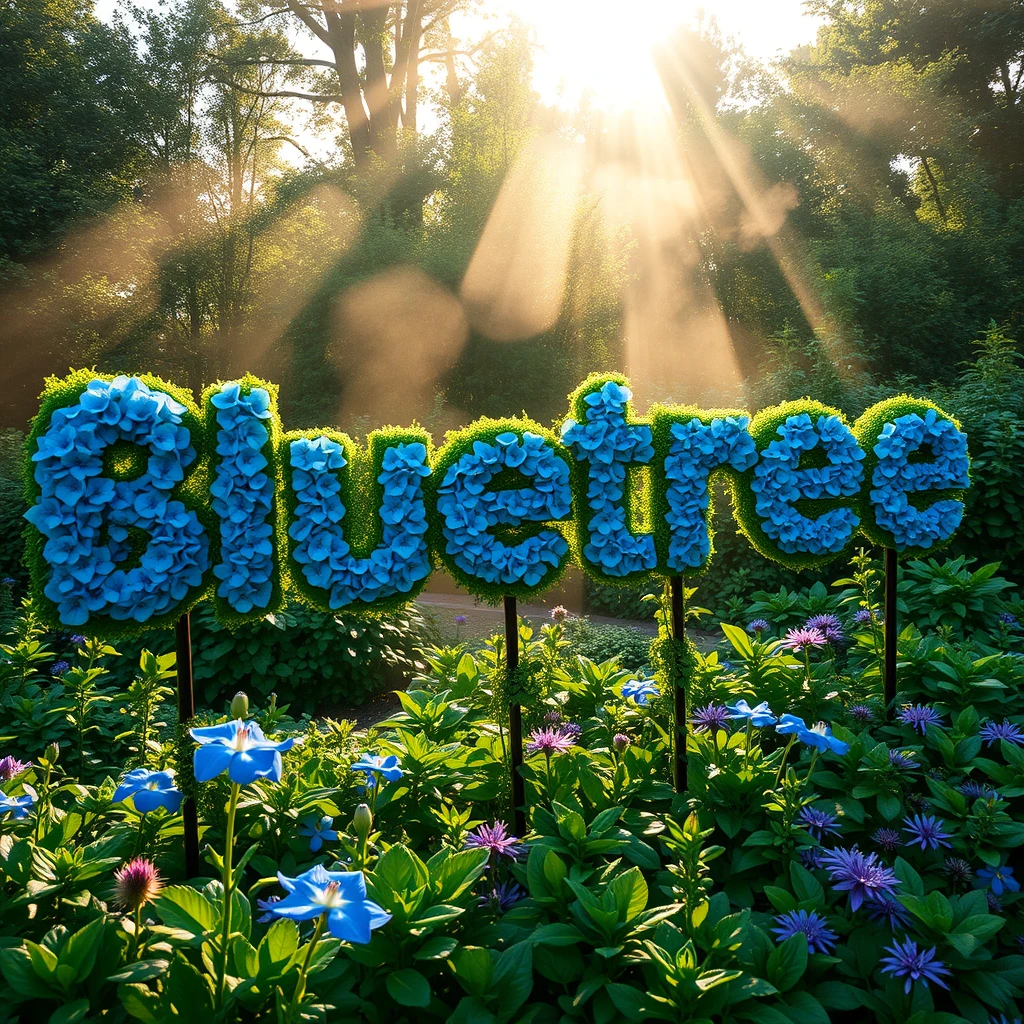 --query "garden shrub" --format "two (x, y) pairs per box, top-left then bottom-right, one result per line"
(561, 615), (654, 671)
